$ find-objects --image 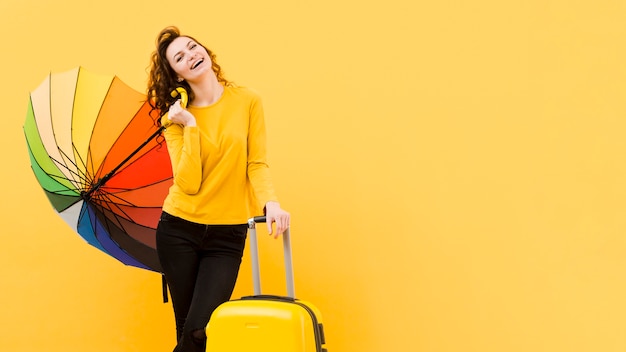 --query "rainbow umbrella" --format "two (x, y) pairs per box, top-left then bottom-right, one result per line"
(23, 67), (173, 272)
